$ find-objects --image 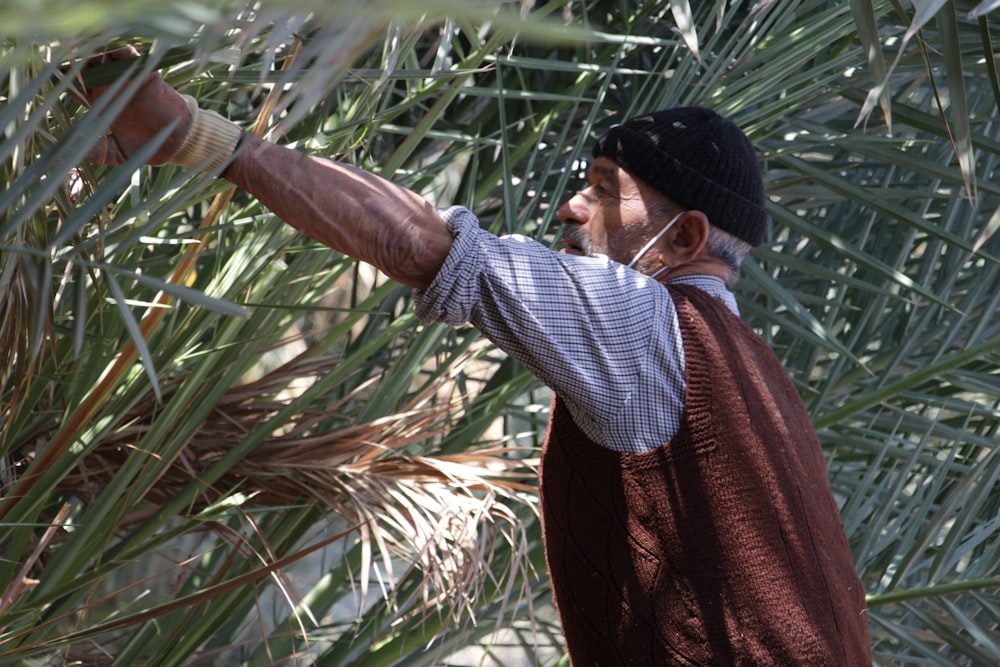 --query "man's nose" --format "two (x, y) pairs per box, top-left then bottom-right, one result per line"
(557, 190), (591, 226)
